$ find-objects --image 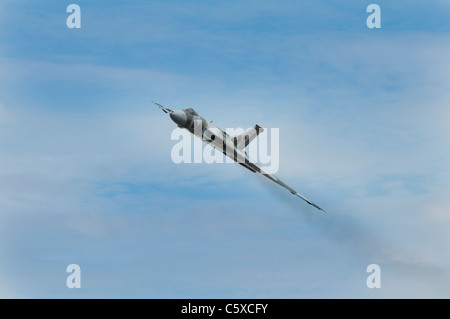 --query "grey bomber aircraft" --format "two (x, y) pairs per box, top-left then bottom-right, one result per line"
(155, 101), (325, 212)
